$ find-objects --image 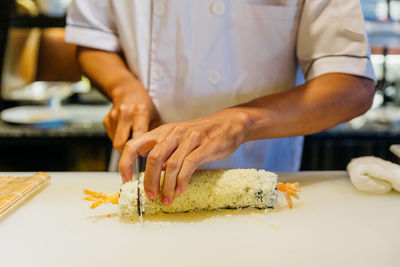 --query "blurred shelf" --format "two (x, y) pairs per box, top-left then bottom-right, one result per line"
(0, 104), (110, 138)
(301, 106), (400, 170)
(366, 20), (400, 48)
(0, 103), (111, 171)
